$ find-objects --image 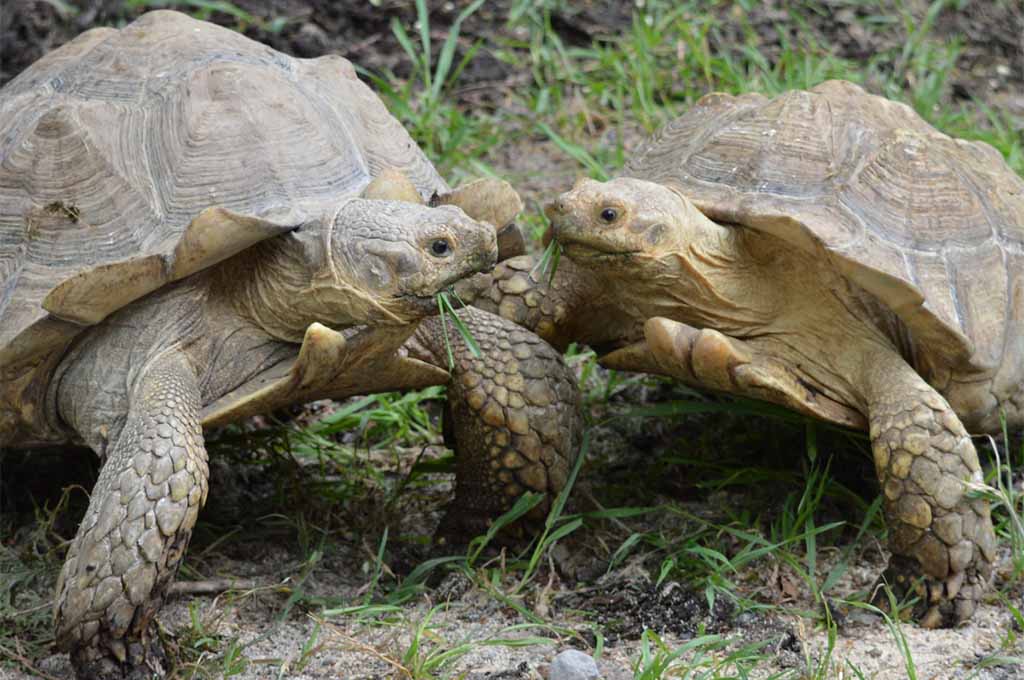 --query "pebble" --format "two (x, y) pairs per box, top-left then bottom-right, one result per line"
(549, 649), (599, 680)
